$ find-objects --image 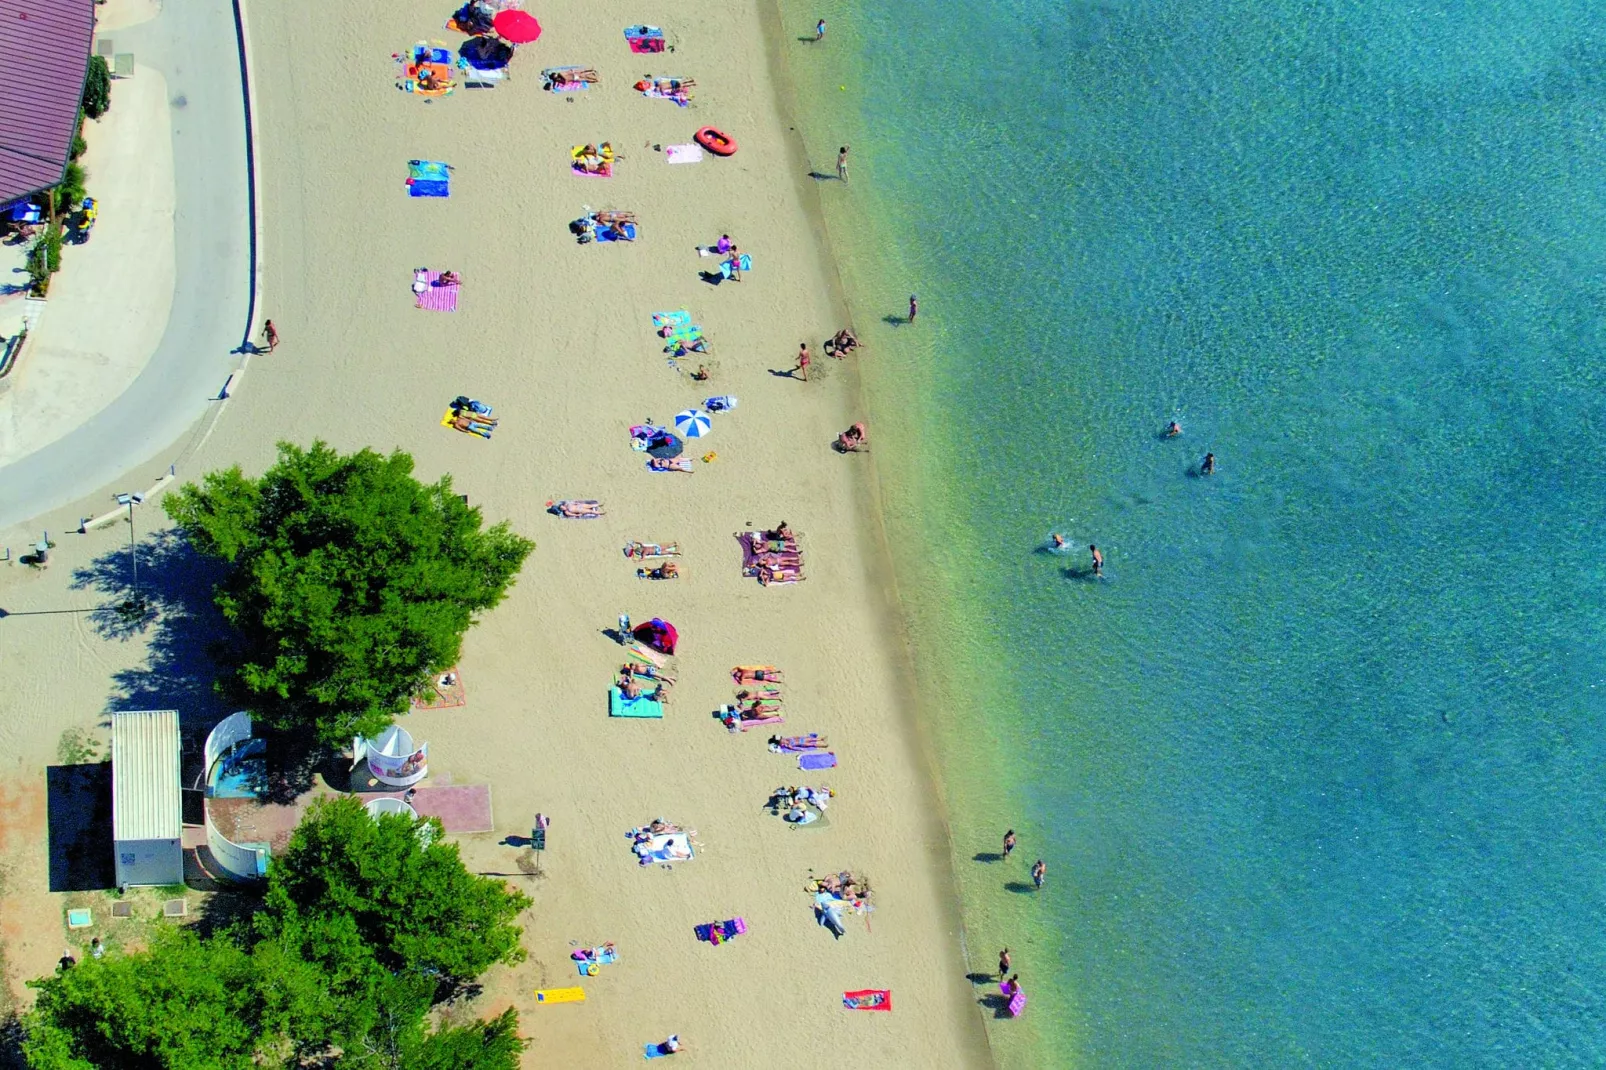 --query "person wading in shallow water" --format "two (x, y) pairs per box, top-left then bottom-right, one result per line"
(1031, 859), (1047, 889)
(1003, 829), (1017, 858)
(1089, 545), (1104, 577)
(1201, 452), (1216, 475)
(998, 947), (1012, 981)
